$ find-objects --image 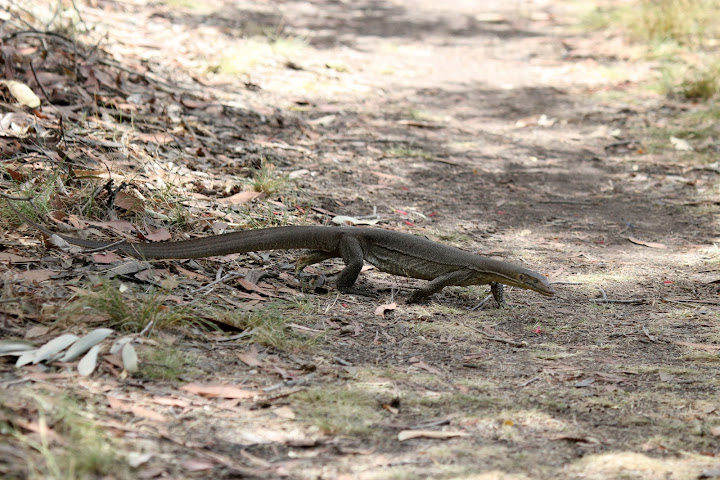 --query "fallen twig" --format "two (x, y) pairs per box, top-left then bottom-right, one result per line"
(461, 322), (528, 347)
(591, 298), (648, 304)
(520, 376), (540, 387)
(641, 325), (656, 342)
